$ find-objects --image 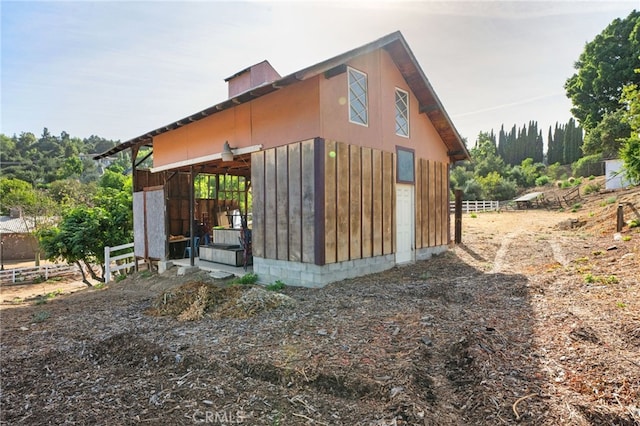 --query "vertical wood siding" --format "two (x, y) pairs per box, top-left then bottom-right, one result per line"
(415, 158), (449, 249)
(300, 140), (316, 263)
(276, 146), (289, 260)
(252, 140), (449, 265)
(251, 139), (317, 264)
(323, 140), (395, 263)
(251, 151), (265, 258)
(287, 144), (302, 262)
